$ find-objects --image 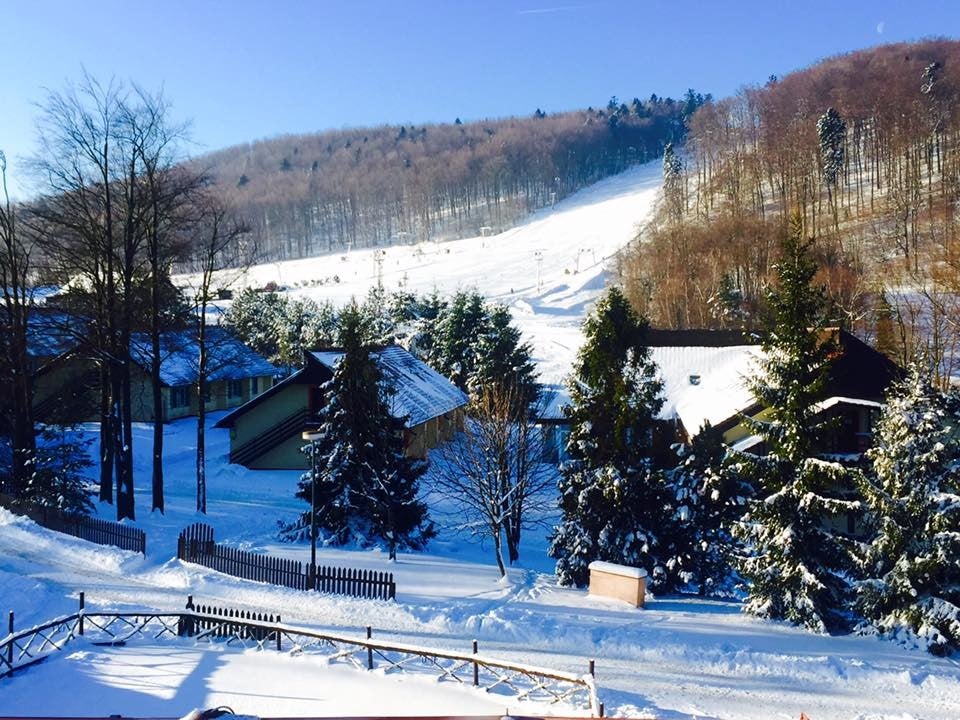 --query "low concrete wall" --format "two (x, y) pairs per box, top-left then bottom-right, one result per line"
(588, 561), (647, 608)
